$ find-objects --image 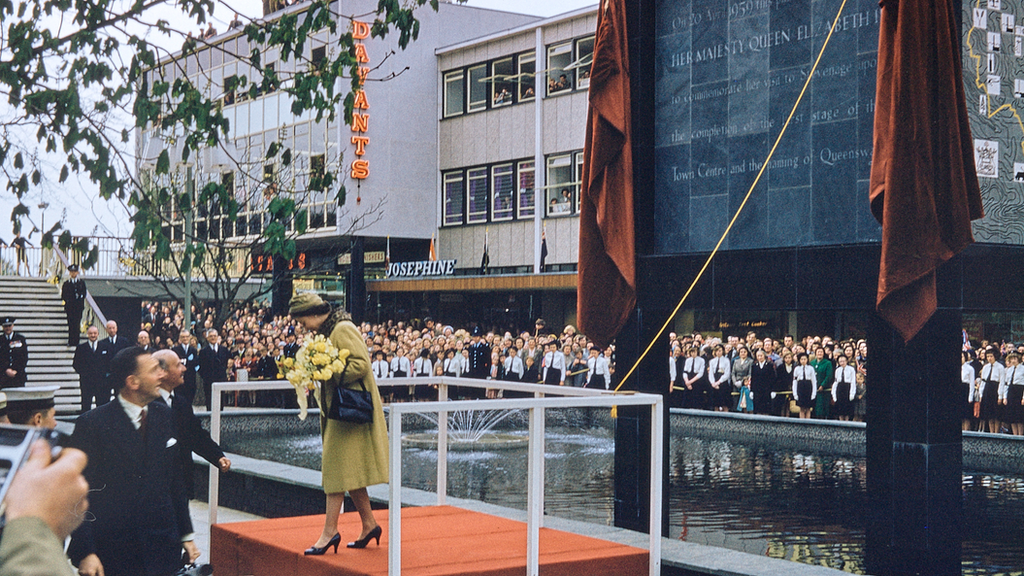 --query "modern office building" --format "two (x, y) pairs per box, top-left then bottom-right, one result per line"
(135, 0), (598, 330)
